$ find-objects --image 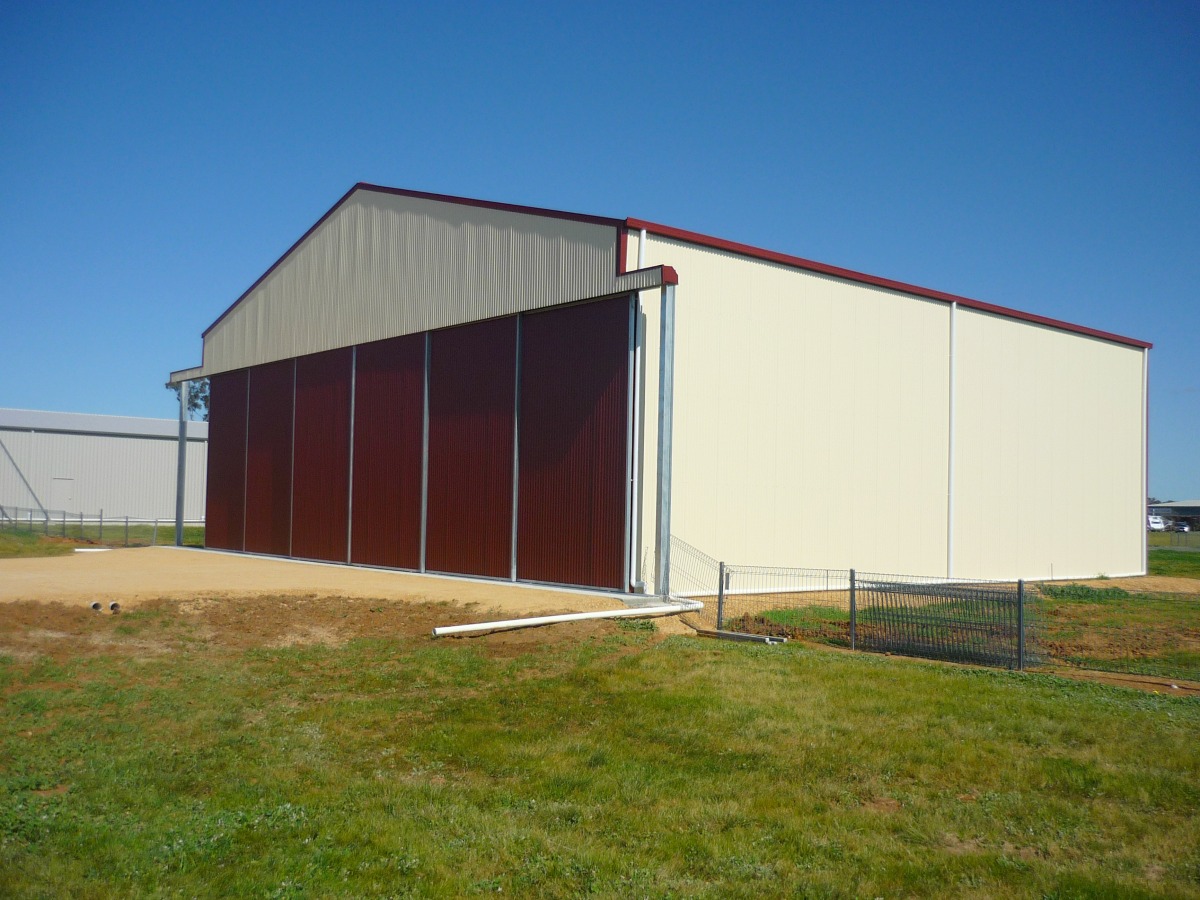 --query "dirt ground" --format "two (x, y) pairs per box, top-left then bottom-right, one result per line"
(0, 546), (1193, 695)
(1069, 575), (1200, 594)
(0, 547), (694, 664)
(0, 546), (639, 614)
